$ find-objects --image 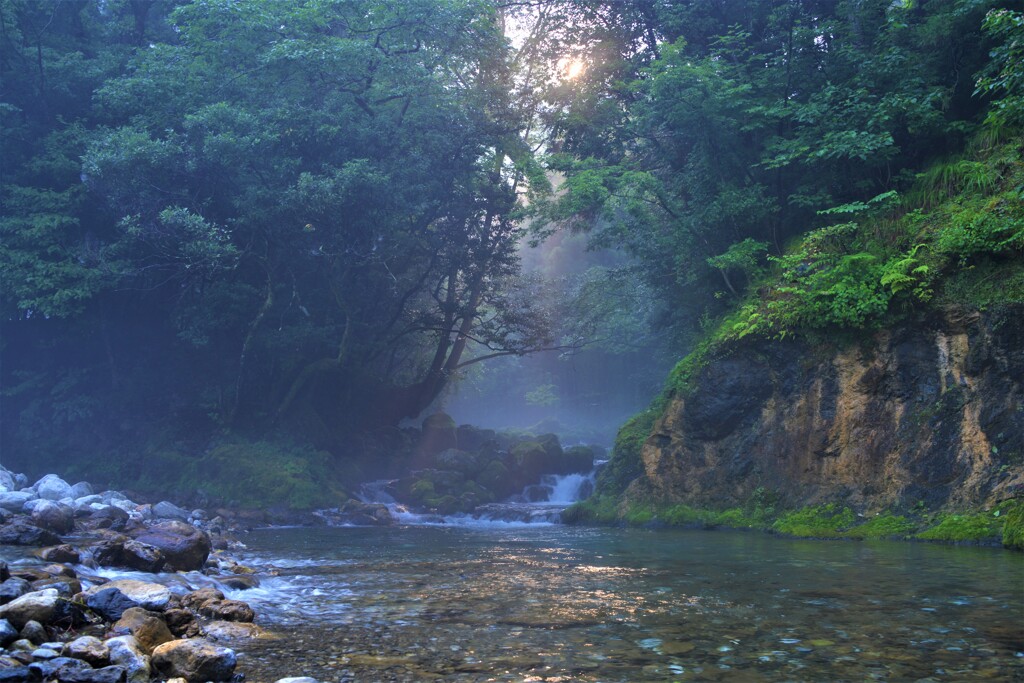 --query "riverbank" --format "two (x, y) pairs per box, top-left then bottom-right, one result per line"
(564, 493), (1024, 549)
(0, 465), (323, 682)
